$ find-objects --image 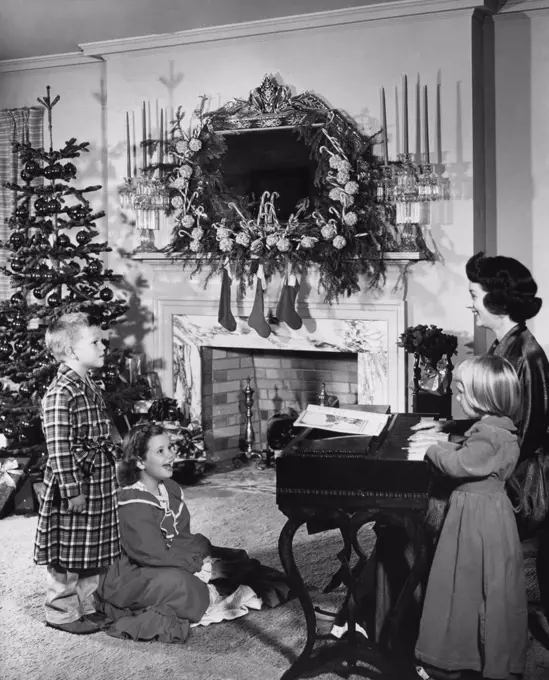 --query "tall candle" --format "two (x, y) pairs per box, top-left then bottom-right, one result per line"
(436, 82), (442, 165)
(132, 111), (137, 177)
(125, 112), (131, 178)
(403, 74), (409, 155)
(141, 101), (147, 170)
(148, 101), (152, 160)
(415, 77), (421, 159)
(381, 87), (388, 165)
(159, 108), (164, 174)
(424, 85), (430, 161)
